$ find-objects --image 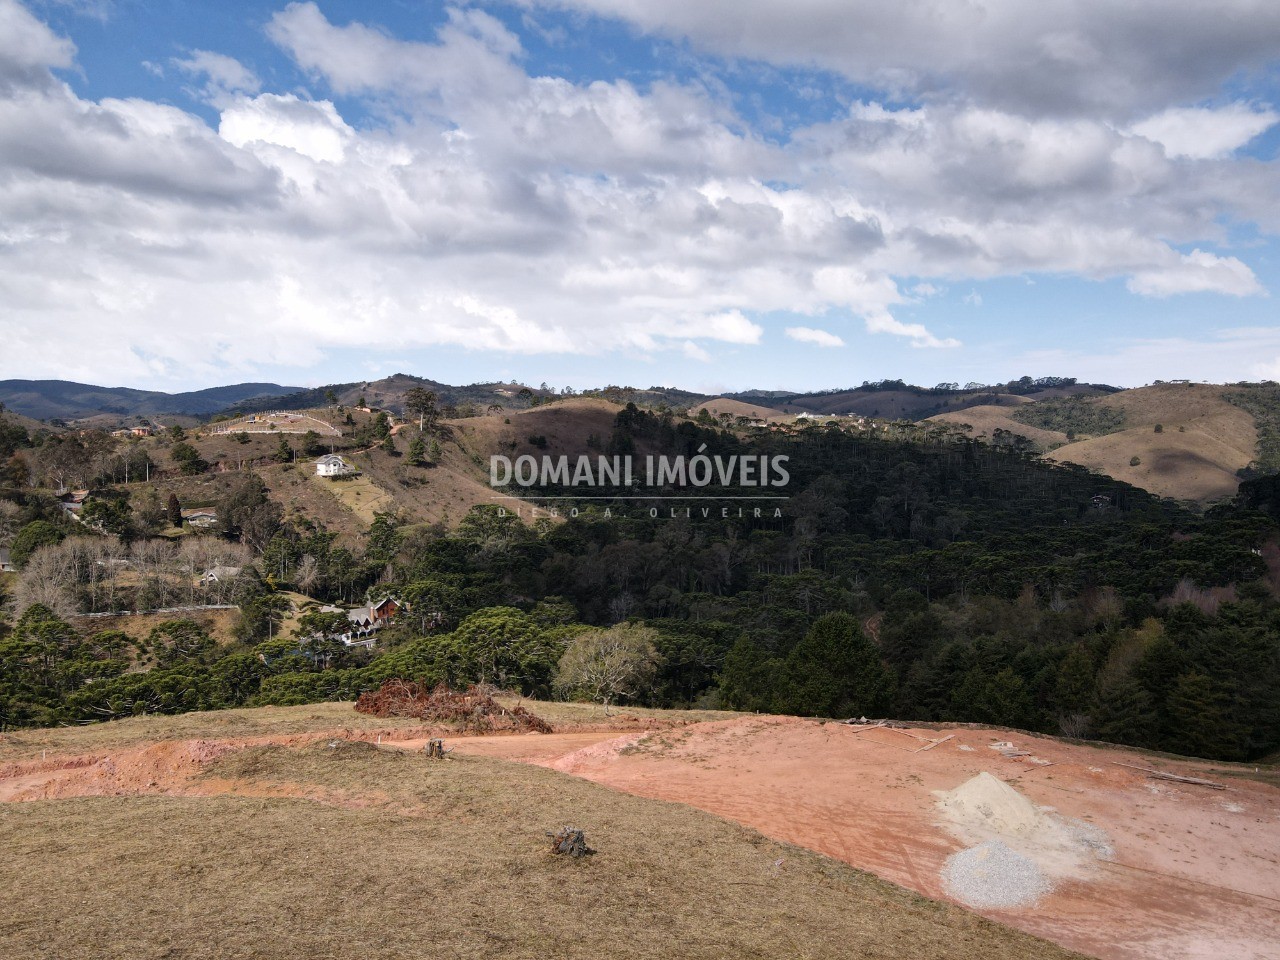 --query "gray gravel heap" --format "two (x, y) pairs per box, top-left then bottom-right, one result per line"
(941, 839), (1053, 909)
